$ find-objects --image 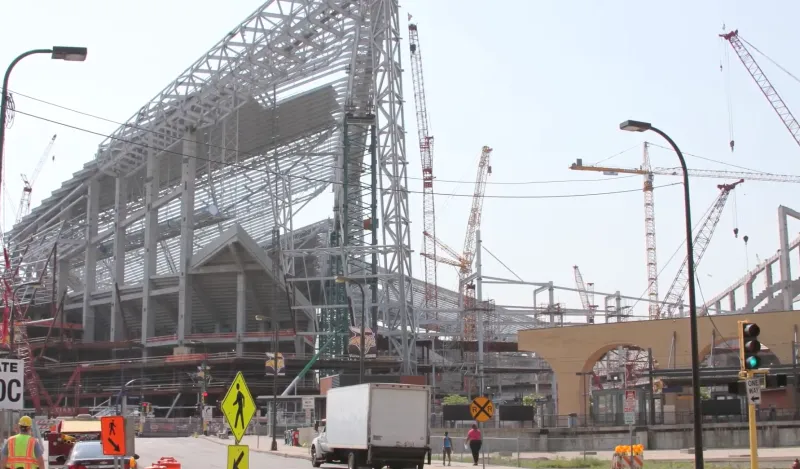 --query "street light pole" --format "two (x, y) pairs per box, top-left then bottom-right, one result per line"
(335, 276), (367, 383)
(619, 120), (704, 469)
(0, 47), (88, 182)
